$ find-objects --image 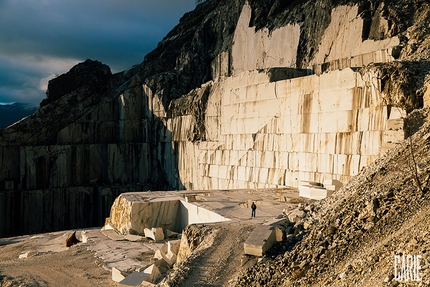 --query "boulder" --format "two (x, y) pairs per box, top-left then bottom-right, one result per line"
(144, 227), (164, 241)
(143, 264), (161, 284)
(112, 267), (127, 283)
(167, 240), (181, 255)
(287, 209), (306, 223)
